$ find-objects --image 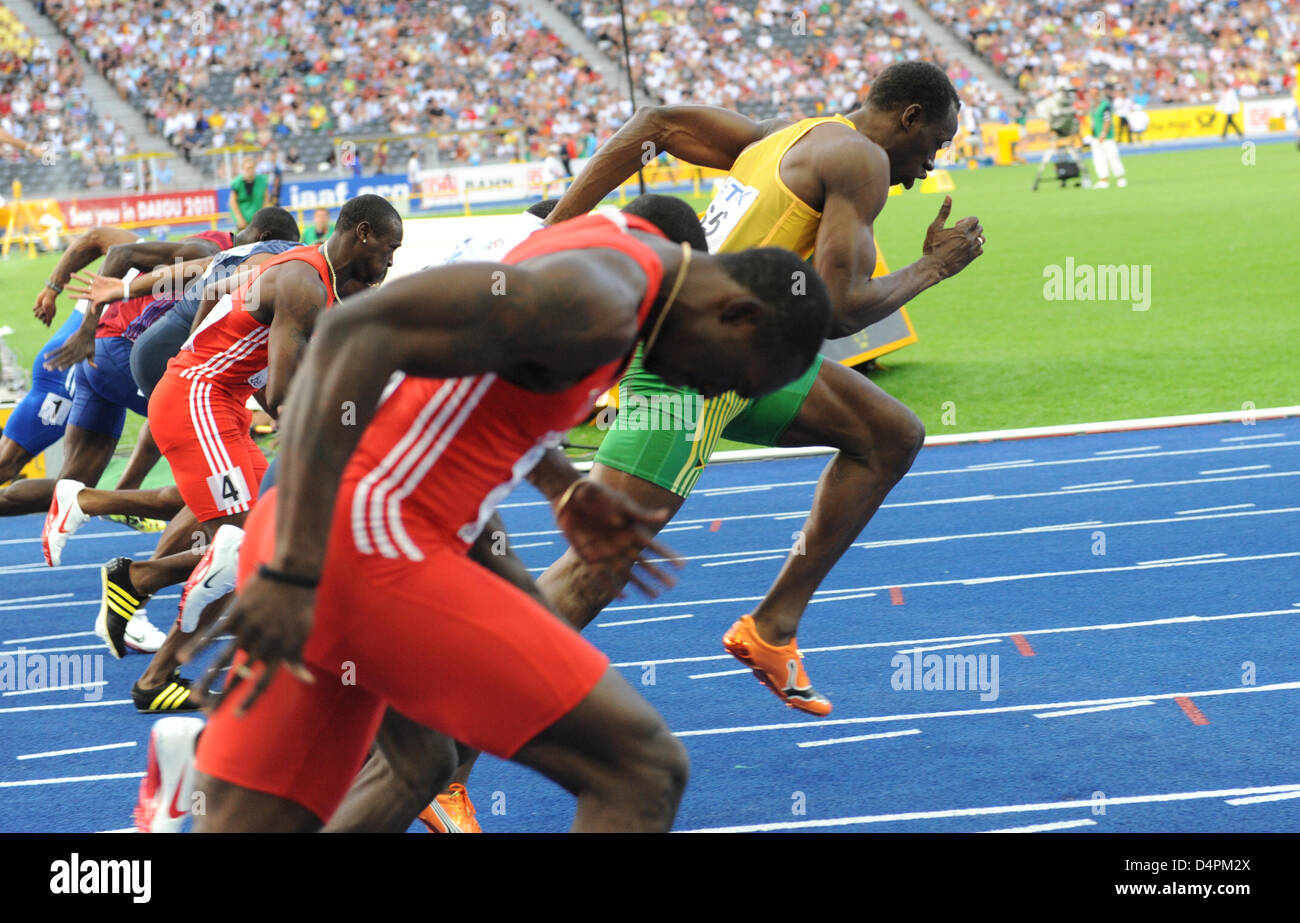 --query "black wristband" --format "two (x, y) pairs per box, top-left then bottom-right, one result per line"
(258, 563), (320, 588)
(44, 279), (62, 293)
